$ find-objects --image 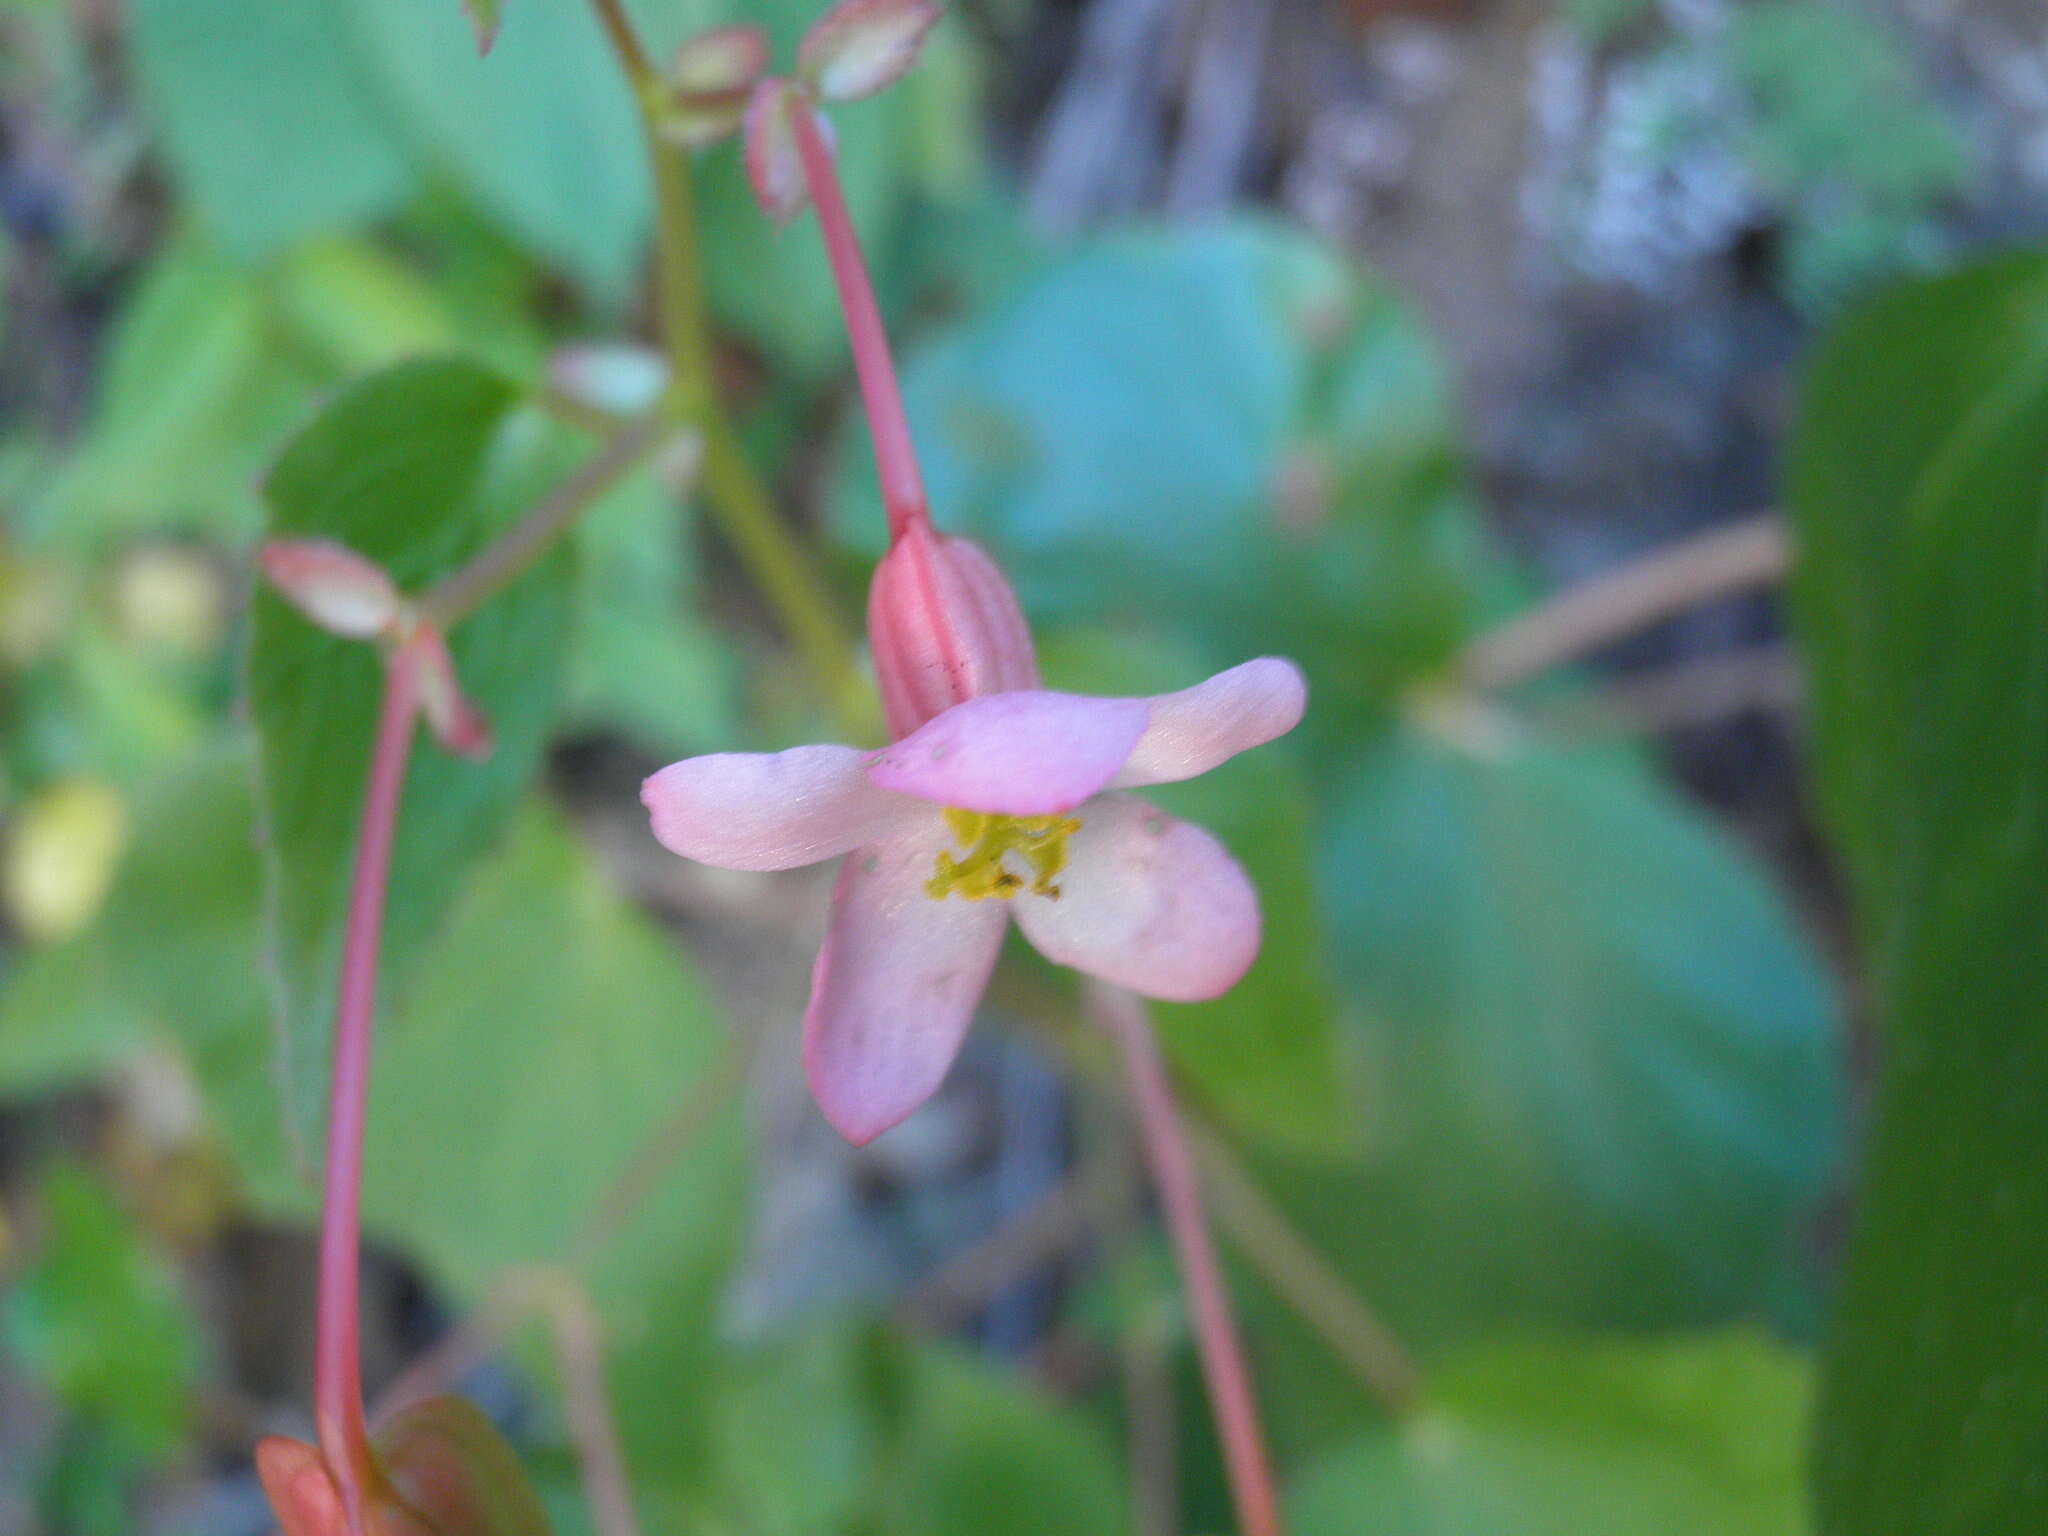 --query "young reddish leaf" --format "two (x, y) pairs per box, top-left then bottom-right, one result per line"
(376, 1397), (553, 1536)
(671, 23), (768, 94)
(661, 23), (770, 146)
(463, 0), (502, 55)
(743, 78), (810, 225)
(797, 0), (940, 102)
(407, 625), (494, 760)
(256, 1438), (347, 1536)
(260, 540), (403, 641)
